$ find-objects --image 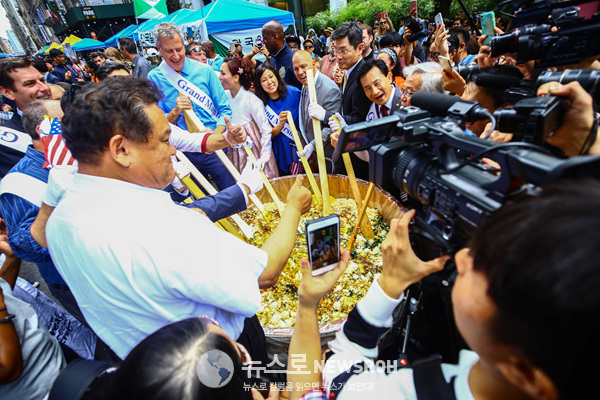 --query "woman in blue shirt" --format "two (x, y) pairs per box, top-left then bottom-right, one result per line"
(254, 63), (302, 175)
